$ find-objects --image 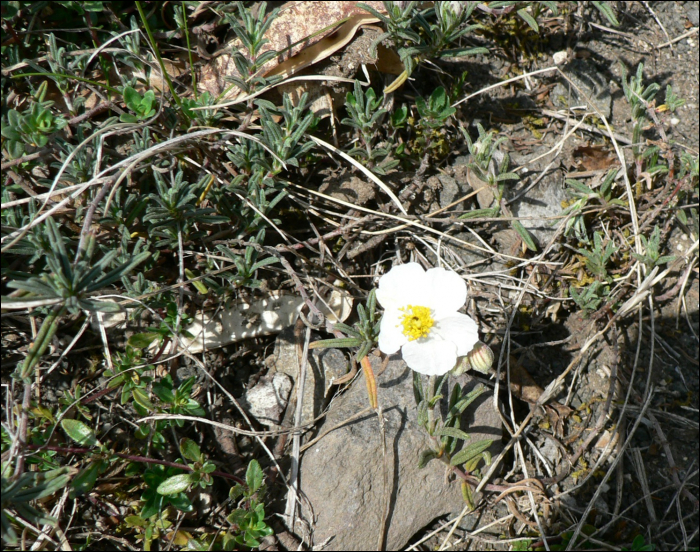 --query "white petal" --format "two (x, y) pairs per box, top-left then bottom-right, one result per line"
(432, 313), (480, 357)
(378, 309), (406, 354)
(423, 267), (467, 316)
(401, 337), (458, 375)
(376, 263), (429, 310)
